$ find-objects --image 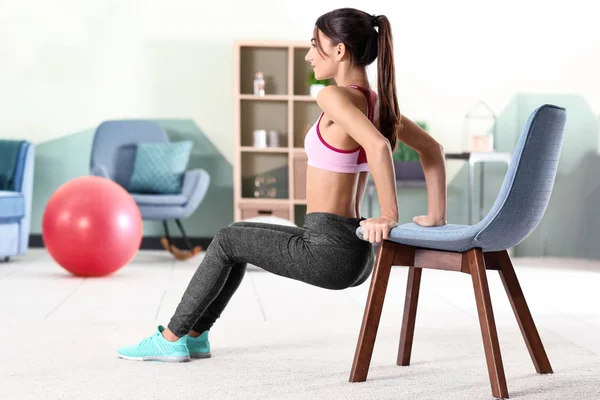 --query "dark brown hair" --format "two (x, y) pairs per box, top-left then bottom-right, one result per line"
(314, 8), (401, 151)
